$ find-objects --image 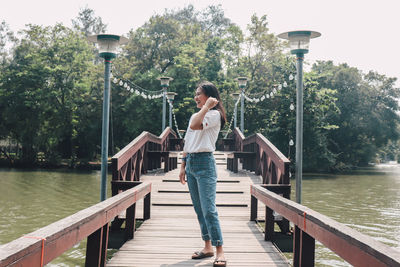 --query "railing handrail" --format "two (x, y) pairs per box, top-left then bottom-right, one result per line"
(0, 182), (152, 267)
(251, 185), (400, 267)
(112, 127), (177, 171)
(252, 133), (290, 171)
